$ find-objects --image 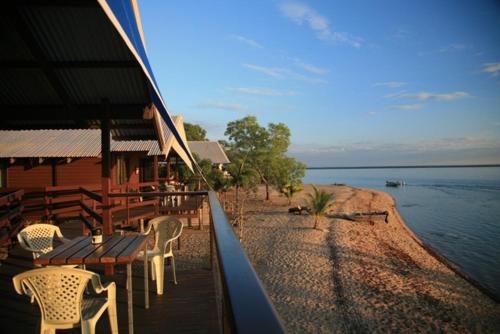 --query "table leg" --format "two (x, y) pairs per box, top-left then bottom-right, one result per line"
(127, 263), (134, 334)
(144, 243), (149, 309)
